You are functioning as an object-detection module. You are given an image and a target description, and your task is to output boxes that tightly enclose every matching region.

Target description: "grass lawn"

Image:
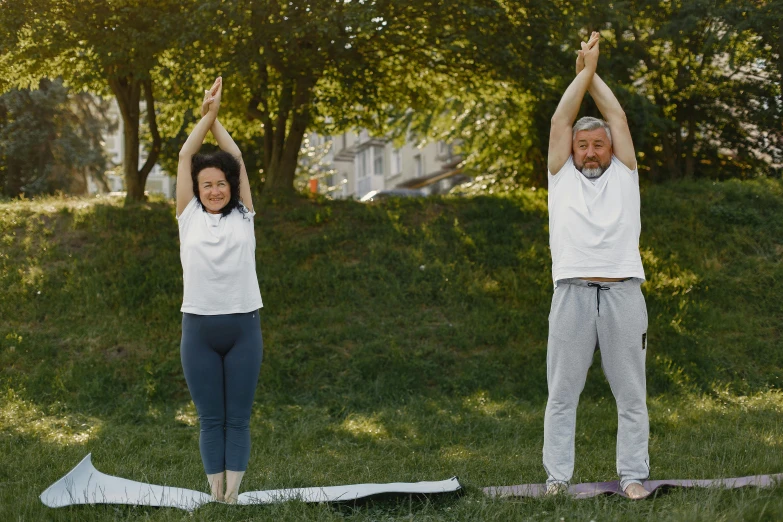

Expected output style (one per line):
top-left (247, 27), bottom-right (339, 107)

top-left (1, 177), bottom-right (782, 520)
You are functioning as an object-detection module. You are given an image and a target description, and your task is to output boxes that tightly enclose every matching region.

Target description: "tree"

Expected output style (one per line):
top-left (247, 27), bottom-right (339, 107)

top-left (0, 78), bottom-right (111, 197)
top-left (600, 0), bottom-right (781, 180)
top-left (736, 0), bottom-right (783, 171)
top-left (162, 0), bottom-right (530, 196)
top-left (1, 0), bottom-right (194, 201)
top-left (420, 1), bottom-right (782, 187)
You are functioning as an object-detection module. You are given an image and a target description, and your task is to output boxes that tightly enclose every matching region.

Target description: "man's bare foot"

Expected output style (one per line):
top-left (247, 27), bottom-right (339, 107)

top-left (624, 482), bottom-right (650, 499)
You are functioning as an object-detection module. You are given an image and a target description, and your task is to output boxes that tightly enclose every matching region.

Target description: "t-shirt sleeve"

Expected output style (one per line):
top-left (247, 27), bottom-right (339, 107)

top-left (238, 201), bottom-right (255, 218)
top-left (548, 156), bottom-right (573, 191)
top-left (612, 155), bottom-right (639, 185)
top-left (177, 197), bottom-right (199, 230)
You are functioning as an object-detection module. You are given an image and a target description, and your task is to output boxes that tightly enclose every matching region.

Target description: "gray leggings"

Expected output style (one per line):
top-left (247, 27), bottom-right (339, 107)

top-left (181, 311), bottom-right (263, 474)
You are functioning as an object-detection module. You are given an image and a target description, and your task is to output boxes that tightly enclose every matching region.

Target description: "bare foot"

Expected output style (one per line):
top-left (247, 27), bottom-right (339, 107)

top-left (624, 482), bottom-right (650, 499)
top-left (207, 472), bottom-right (225, 502)
top-left (225, 470), bottom-right (245, 504)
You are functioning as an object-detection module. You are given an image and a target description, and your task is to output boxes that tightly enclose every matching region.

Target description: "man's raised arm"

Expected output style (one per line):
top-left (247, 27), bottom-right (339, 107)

top-left (548, 32), bottom-right (599, 174)
top-left (575, 38), bottom-right (636, 171)
top-left (586, 74), bottom-right (636, 170)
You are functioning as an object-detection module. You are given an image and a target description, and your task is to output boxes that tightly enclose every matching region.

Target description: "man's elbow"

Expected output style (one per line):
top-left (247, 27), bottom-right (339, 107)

top-left (551, 113), bottom-right (570, 127)
top-left (551, 115), bottom-right (574, 139)
top-left (608, 109), bottom-right (628, 125)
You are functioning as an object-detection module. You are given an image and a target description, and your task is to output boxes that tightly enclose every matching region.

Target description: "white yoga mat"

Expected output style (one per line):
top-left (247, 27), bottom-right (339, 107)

top-left (40, 453), bottom-right (462, 511)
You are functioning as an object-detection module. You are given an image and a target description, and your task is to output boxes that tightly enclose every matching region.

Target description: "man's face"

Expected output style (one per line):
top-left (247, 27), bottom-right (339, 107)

top-left (573, 128), bottom-right (612, 179)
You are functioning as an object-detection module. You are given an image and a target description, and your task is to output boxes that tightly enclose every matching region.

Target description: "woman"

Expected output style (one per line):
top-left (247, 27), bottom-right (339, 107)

top-left (176, 77), bottom-right (263, 503)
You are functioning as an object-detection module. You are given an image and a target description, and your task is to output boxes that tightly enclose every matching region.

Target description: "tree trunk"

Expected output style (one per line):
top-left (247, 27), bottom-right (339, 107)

top-left (777, 16), bottom-right (783, 152)
top-left (662, 132), bottom-right (679, 180)
top-left (138, 79), bottom-right (161, 191)
top-left (655, 91), bottom-right (679, 180)
top-left (684, 114), bottom-right (696, 179)
top-left (255, 75), bottom-right (315, 195)
top-left (107, 75), bottom-right (160, 202)
top-left (778, 16), bottom-right (783, 105)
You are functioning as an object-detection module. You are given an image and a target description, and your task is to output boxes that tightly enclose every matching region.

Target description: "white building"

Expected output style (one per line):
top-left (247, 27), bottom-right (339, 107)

top-left (87, 98), bottom-right (173, 198)
top-left (309, 129), bottom-right (466, 199)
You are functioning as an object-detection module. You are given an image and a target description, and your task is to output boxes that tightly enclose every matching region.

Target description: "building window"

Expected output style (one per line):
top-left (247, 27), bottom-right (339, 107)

top-left (391, 148), bottom-right (401, 176)
top-left (145, 179), bottom-right (163, 194)
top-left (356, 148), bottom-right (369, 179)
top-left (373, 145), bottom-right (384, 176)
top-left (414, 154), bottom-right (423, 178)
top-left (358, 177), bottom-right (371, 196)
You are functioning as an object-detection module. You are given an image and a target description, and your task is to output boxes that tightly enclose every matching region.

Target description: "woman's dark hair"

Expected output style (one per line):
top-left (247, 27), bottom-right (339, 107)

top-left (191, 151), bottom-right (246, 217)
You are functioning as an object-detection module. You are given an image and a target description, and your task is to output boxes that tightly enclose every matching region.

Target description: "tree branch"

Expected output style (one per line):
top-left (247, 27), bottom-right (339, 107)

top-left (273, 77), bottom-right (294, 158)
top-left (139, 78), bottom-right (160, 179)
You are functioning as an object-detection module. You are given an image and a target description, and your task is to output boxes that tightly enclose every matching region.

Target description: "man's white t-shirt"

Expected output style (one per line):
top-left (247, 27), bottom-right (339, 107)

top-left (178, 197), bottom-right (263, 314)
top-left (547, 155), bottom-right (645, 286)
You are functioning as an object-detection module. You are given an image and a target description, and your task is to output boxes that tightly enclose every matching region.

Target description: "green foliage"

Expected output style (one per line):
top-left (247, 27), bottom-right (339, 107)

top-left (0, 78), bottom-right (111, 197)
top-left (417, 1), bottom-right (782, 187)
top-left (5, 1), bottom-right (778, 196)
top-left (0, 0), bottom-right (199, 200)
top-left (152, 1), bottom-right (531, 194)
top-left (1, 0), bottom-right (198, 92)
top-left (605, 0), bottom-right (781, 180)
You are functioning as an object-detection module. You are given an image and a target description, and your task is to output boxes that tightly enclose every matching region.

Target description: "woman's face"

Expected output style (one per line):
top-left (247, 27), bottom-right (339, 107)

top-left (197, 168), bottom-right (230, 214)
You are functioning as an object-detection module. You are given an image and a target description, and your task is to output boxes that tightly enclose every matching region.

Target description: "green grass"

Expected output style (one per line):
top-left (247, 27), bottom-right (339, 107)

top-left (1, 178), bottom-right (782, 520)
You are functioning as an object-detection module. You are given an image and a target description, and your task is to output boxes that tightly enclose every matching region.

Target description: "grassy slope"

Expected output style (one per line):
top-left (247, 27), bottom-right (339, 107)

top-left (1, 178), bottom-right (782, 521)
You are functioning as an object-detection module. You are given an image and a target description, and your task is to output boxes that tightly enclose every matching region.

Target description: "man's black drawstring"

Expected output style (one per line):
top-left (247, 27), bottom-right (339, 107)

top-left (587, 282), bottom-right (610, 315)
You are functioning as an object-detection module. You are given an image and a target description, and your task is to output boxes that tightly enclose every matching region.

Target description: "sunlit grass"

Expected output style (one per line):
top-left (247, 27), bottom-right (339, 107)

top-left (340, 414), bottom-right (390, 440)
top-left (174, 401), bottom-right (198, 427)
top-left (0, 390), bottom-right (102, 446)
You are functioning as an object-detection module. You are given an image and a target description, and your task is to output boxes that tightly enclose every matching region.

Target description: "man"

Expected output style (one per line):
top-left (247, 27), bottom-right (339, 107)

top-left (544, 32), bottom-right (650, 500)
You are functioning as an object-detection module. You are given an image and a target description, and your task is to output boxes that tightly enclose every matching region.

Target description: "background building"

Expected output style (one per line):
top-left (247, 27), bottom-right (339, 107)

top-left (311, 130), bottom-right (466, 199)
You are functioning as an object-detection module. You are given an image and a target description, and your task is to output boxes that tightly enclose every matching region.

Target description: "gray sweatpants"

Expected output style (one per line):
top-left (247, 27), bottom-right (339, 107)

top-left (543, 278), bottom-right (649, 491)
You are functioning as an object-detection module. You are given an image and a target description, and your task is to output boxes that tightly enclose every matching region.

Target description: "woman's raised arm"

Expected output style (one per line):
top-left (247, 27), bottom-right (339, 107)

top-left (210, 120), bottom-right (253, 213)
top-left (176, 77), bottom-right (221, 217)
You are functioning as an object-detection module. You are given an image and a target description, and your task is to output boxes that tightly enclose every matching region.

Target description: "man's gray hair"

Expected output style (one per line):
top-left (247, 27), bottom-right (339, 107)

top-left (572, 116), bottom-right (612, 145)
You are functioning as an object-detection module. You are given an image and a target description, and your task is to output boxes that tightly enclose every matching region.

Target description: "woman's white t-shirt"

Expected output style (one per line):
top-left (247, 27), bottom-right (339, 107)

top-left (178, 197), bottom-right (263, 314)
top-left (547, 155), bottom-right (645, 286)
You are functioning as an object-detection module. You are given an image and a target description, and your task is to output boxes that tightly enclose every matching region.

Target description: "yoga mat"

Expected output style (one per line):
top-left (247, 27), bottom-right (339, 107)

top-left (40, 453), bottom-right (462, 511)
top-left (484, 474), bottom-right (783, 499)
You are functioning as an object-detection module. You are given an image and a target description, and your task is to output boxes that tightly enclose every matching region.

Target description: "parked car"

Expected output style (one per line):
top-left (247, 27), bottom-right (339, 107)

top-left (359, 188), bottom-right (426, 202)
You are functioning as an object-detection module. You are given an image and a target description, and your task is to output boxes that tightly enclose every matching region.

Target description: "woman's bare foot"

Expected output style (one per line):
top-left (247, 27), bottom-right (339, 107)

top-left (225, 470), bottom-right (245, 504)
top-left (207, 472), bottom-right (225, 502)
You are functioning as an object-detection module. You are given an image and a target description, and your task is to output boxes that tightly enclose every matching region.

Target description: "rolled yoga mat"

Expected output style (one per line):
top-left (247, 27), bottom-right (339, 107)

top-left (484, 474), bottom-right (783, 499)
top-left (41, 453), bottom-right (462, 511)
